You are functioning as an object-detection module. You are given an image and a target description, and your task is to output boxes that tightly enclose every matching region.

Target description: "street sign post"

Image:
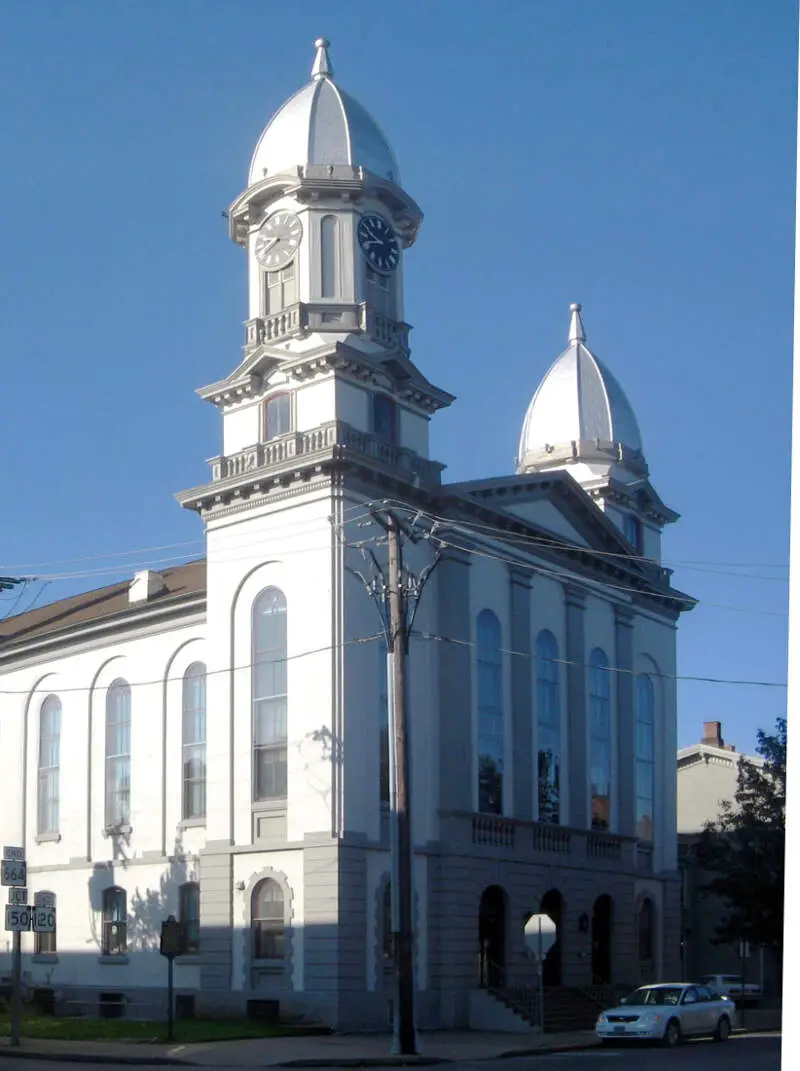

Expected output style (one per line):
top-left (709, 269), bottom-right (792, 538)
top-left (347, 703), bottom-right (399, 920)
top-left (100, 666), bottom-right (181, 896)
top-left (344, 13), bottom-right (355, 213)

top-left (523, 913), bottom-right (557, 1044)
top-left (160, 915), bottom-right (183, 1042)
top-left (3, 846), bottom-right (26, 1049)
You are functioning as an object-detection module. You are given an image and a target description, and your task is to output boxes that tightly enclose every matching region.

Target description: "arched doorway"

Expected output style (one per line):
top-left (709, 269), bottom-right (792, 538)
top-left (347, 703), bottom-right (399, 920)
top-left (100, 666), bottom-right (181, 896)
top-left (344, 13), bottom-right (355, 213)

top-left (478, 885), bottom-right (507, 988)
top-left (591, 894), bottom-right (613, 984)
top-left (539, 889), bottom-right (563, 987)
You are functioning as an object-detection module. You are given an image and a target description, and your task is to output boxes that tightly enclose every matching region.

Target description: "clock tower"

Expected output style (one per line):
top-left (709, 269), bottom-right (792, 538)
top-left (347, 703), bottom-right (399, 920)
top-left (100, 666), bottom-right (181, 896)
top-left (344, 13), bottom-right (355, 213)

top-left (178, 38), bottom-right (452, 518)
top-left (228, 38), bottom-right (427, 363)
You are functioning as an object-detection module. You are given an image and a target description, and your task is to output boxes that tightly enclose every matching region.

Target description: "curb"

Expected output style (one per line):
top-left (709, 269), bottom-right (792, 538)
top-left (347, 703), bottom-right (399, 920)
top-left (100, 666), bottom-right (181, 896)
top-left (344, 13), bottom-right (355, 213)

top-left (276, 1060), bottom-right (450, 1067)
top-left (0, 1052), bottom-right (191, 1067)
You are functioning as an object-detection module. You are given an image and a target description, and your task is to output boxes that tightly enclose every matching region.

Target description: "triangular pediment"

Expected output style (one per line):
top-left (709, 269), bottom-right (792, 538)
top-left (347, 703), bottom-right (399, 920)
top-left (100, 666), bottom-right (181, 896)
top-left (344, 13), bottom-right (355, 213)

top-left (197, 340), bottom-right (454, 413)
top-left (444, 470), bottom-right (666, 582)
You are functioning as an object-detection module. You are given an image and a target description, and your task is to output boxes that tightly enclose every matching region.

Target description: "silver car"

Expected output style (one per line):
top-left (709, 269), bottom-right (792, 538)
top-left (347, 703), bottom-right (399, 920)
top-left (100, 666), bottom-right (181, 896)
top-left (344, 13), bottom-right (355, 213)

top-left (595, 982), bottom-right (737, 1047)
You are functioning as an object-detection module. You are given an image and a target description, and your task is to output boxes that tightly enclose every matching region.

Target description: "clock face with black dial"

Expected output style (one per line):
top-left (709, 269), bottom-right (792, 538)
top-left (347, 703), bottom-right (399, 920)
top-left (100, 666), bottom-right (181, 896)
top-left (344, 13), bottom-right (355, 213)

top-left (254, 211), bottom-right (303, 271)
top-left (357, 214), bottom-right (400, 274)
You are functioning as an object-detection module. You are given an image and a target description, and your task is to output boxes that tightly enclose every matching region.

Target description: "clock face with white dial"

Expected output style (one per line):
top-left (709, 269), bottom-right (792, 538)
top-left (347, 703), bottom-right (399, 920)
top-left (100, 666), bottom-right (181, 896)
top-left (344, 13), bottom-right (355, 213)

top-left (254, 211), bottom-right (303, 271)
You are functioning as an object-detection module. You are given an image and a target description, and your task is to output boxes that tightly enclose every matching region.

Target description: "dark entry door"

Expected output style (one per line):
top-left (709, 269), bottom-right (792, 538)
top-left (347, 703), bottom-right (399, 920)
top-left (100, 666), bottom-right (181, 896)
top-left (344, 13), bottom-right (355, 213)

top-left (478, 886), bottom-right (506, 988)
top-left (591, 894), bottom-right (613, 984)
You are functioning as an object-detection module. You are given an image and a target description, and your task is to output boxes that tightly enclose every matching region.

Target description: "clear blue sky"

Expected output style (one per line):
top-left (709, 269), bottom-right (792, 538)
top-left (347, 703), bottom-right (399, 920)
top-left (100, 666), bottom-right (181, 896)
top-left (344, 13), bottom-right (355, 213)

top-left (0, 1), bottom-right (794, 751)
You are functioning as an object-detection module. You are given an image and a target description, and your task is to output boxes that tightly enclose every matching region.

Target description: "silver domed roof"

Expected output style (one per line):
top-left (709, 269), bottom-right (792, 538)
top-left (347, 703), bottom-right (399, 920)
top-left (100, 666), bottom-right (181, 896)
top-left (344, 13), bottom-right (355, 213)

top-left (517, 304), bottom-right (645, 473)
top-left (248, 39), bottom-right (400, 187)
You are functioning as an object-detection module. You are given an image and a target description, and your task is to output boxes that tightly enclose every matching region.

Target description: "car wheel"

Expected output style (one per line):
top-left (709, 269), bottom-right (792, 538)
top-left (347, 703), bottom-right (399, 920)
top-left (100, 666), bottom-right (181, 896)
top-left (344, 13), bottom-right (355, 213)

top-left (662, 1019), bottom-right (681, 1047)
top-left (714, 1016), bottom-right (731, 1042)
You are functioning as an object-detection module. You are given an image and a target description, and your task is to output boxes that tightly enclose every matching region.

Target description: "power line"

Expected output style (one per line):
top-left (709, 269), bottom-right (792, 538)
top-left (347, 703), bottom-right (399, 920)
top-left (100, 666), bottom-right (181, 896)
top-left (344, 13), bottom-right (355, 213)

top-left (0, 633), bottom-right (384, 695)
top-left (0, 501), bottom-right (376, 575)
top-left (371, 499), bottom-right (789, 580)
top-left (416, 528), bottom-right (786, 619)
top-left (412, 631), bottom-right (788, 690)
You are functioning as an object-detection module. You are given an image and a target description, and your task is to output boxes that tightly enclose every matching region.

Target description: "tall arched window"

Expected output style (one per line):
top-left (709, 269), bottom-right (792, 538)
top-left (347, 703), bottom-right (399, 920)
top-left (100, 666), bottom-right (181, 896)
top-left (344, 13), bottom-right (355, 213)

top-left (105, 680), bottom-right (131, 828)
top-left (635, 674), bottom-right (655, 841)
top-left (320, 214), bottom-right (340, 298)
top-left (589, 649), bottom-right (611, 832)
top-left (253, 588), bottom-right (288, 801)
top-left (252, 878), bottom-right (285, 960)
top-left (264, 392), bottom-right (292, 441)
top-left (182, 663), bottom-right (206, 820)
top-left (37, 695), bottom-right (61, 836)
top-left (536, 630), bottom-right (561, 824)
top-left (379, 638), bottom-right (390, 805)
top-left (476, 609), bottom-right (504, 814)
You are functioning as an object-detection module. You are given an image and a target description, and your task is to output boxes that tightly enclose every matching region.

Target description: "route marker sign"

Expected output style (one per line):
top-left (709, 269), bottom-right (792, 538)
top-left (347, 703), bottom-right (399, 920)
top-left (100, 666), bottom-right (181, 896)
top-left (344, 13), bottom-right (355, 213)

top-left (0, 859), bottom-right (26, 887)
top-left (7, 887), bottom-right (27, 906)
top-left (32, 906), bottom-right (56, 934)
top-left (4, 906), bottom-right (31, 932)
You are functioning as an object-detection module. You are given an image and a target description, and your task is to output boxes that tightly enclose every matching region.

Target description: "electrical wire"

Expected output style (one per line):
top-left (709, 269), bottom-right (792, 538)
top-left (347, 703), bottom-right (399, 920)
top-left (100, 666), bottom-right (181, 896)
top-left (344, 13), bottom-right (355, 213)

top-left (0, 633), bottom-right (384, 695)
top-left (368, 499), bottom-right (789, 580)
top-left (411, 631), bottom-right (787, 690)
top-left (416, 528), bottom-right (787, 619)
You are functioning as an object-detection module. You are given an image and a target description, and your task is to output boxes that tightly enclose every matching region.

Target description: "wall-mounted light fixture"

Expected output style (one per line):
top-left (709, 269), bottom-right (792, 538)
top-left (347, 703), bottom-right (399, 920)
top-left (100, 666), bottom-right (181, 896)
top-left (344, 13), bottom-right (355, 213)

top-left (578, 912), bottom-right (590, 935)
top-left (235, 880), bottom-right (246, 892)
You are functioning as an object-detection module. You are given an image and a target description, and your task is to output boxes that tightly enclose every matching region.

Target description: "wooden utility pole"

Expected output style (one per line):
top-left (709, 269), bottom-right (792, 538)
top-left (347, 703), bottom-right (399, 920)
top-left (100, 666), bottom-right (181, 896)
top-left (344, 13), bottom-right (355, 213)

top-left (386, 514), bottom-right (416, 1055)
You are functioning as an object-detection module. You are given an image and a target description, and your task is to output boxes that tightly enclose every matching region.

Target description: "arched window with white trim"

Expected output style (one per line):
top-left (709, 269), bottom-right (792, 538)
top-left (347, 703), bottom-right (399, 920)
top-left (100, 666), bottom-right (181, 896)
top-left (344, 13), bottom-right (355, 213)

top-left (476, 609), bottom-right (504, 814)
top-left (37, 695), bottom-right (61, 836)
top-left (182, 663), bottom-right (206, 820)
top-left (320, 214), bottom-right (340, 297)
top-left (589, 649), bottom-right (611, 831)
top-left (252, 588), bottom-right (288, 801)
top-left (635, 674), bottom-right (655, 841)
top-left (252, 878), bottom-right (285, 960)
top-left (105, 680), bottom-right (131, 829)
top-left (536, 630), bottom-right (561, 824)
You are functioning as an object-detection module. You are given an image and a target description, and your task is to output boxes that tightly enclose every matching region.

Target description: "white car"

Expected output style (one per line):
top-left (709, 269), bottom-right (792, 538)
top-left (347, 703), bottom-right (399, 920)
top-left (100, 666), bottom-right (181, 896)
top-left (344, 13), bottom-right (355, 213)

top-left (595, 982), bottom-right (736, 1047)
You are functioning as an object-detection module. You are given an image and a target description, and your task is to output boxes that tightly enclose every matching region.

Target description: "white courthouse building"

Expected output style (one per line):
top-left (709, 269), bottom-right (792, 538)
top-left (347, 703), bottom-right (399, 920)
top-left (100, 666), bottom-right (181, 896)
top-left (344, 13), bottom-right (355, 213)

top-left (0, 40), bottom-right (694, 1029)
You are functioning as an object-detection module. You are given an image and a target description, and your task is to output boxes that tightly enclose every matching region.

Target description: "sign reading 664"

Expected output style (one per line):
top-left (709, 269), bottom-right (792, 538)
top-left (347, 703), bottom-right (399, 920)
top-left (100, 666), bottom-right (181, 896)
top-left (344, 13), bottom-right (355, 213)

top-left (0, 860), bottom-right (26, 887)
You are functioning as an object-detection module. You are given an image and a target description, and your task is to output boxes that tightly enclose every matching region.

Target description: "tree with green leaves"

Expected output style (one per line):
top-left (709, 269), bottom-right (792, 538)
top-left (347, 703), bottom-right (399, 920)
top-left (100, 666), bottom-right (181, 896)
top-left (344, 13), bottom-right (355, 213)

top-left (694, 716), bottom-right (785, 952)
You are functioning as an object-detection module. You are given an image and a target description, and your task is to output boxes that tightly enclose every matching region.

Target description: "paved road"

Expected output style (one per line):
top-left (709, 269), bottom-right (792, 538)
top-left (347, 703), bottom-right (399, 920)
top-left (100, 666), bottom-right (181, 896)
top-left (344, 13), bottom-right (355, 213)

top-left (470, 1033), bottom-right (781, 1071)
top-left (0, 1033), bottom-right (782, 1071)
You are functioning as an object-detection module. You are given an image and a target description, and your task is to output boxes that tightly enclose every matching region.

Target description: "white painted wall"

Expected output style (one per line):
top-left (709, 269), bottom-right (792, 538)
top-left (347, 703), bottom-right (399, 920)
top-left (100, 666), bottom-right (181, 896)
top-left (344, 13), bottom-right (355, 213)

top-left (223, 403), bottom-right (260, 455)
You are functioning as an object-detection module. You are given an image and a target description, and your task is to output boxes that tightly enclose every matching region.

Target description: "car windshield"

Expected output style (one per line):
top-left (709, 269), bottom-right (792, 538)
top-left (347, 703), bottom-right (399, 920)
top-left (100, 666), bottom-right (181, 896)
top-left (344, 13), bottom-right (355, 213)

top-left (625, 986), bottom-right (683, 1006)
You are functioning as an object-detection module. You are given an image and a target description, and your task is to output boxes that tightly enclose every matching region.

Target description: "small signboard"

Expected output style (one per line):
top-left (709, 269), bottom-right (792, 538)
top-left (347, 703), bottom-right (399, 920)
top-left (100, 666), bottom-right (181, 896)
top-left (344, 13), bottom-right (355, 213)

top-left (34, 891), bottom-right (55, 908)
top-left (4, 905), bottom-right (31, 932)
top-left (523, 913), bottom-right (557, 961)
top-left (7, 888), bottom-right (27, 906)
top-left (2, 847), bottom-right (25, 862)
top-left (0, 860), bottom-right (26, 888)
top-left (32, 907), bottom-right (56, 934)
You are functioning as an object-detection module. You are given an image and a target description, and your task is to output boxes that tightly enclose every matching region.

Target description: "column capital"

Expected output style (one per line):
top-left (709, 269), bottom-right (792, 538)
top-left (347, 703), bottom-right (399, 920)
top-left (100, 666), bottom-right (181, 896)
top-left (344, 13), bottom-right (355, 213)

top-left (508, 563), bottom-right (534, 589)
top-left (614, 604), bottom-right (635, 627)
top-left (563, 582), bottom-right (586, 609)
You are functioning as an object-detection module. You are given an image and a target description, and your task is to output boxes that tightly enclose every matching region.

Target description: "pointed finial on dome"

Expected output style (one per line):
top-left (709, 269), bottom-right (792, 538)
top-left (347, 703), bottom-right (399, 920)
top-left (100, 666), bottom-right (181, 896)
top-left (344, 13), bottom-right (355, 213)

top-left (568, 302), bottom-right (586, 344)
top-left (312, 37), bottom-right (333, 80)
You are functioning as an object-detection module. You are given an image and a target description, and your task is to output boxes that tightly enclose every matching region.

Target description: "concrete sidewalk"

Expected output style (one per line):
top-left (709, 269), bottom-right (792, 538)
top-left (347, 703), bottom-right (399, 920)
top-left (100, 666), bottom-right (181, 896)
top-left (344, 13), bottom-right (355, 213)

top-left (0, 1029), bottom-right (599, 1066)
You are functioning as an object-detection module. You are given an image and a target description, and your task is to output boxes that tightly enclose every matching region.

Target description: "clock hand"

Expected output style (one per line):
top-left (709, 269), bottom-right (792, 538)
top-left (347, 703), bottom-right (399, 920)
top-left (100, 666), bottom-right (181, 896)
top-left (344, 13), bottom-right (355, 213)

top-left (259, 236), bottom-right (280, 252)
